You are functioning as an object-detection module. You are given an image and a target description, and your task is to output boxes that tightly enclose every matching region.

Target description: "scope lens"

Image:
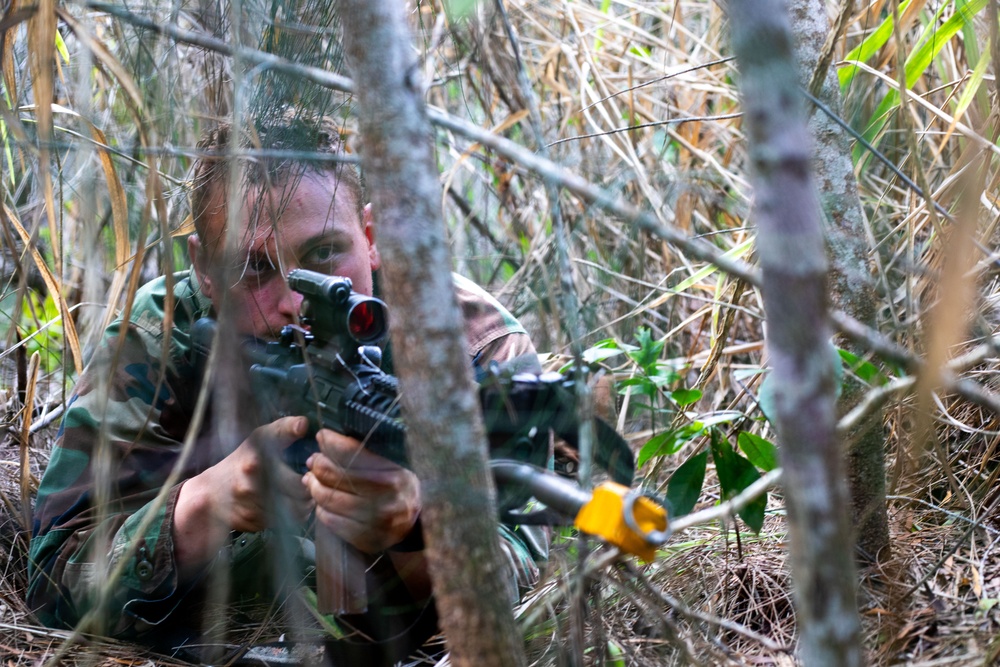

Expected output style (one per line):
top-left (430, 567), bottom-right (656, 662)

top-left (348, 299), bottom-right (388, 343)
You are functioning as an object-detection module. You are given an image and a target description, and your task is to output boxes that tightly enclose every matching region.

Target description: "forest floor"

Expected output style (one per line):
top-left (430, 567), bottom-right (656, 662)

top-left (2, 410), bottom-right (1000, 666)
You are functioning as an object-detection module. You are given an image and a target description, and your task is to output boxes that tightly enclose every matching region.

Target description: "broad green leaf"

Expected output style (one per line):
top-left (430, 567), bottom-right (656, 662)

top-left (636, 431), bottom-right (677, 468)
top-left (671, 388), bottom-right (702, 407)
top-left (607, 641), bottom-right (626, 667)
top-left (694, 410), bottom-right (744, 428)
top-left (636, 423), bottom-right (706, 468)
top-left (711, 432), bottom-right (766, 533)
top-left (757, 373), bottom-right (776, 424)
top-left (837, 348), bottom-right (888, 386)
top-left (628, 327), bottom-right (664, 370)
top-left (666, 451), bottom-right (708, 517)
top-left (737, 431), bottom-right (779, 472)
top-left (618, 377), bottom-right (658, 399)
top-left (583, 346), bottom-right (627, 365)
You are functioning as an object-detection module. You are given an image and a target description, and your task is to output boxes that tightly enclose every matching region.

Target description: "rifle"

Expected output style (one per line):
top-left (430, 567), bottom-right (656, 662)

top-left (191, 269), bottom-right (638, 614)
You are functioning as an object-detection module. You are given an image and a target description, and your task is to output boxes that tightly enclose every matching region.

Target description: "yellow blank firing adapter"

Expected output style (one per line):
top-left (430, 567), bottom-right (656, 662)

top-left (574, 482), bottom-right (669, 562)
top-left (490, 461), bottom-right (671, 562)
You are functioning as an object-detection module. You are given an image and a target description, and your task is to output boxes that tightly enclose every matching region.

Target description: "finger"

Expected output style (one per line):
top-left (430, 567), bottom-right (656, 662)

top-left (253, 416), bottom-right (309, 451)
top-left (275, 462), bottom-right (313, 501)
top-left (305, 453), bottom-right (353, 491)
top-left (314, 505), bottom-right (375, 552)
top-left (307, 452), bottom-right (402, 495)
top-left (303, 471), bottom-right (374, 516)
top-left (316, 429), bottom-right (399, 471)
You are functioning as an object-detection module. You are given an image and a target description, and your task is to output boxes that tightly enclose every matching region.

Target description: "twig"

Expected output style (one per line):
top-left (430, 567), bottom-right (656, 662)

top-left (29, 403), bottom-right (63, 434)
top-left (546, 112), bottom-right (742, 147)
top-left (579, 56), bottom-right (735, 114)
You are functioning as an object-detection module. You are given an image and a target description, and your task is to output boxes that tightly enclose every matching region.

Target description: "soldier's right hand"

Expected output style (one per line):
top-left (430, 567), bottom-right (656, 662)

top-left (206, 415), bottom-right (316, 532)
top-left (174, 416), bottom-right (315, 574)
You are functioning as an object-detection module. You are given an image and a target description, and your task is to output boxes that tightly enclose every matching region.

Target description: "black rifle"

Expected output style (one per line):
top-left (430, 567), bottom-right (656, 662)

top-left (191, 269), bottom-right (634, 613)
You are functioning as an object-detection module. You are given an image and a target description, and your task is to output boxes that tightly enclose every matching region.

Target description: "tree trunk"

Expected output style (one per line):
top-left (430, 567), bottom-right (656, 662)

top-left (787, 0), bottom-right (890, 563)
top-left (727, 1), bottom-right (863, 665)
top-left (339, 1), bottom-right (527, 665)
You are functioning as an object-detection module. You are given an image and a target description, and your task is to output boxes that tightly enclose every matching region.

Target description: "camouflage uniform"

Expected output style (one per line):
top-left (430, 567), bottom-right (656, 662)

top-left (28, 269), bottom-right (547, 656)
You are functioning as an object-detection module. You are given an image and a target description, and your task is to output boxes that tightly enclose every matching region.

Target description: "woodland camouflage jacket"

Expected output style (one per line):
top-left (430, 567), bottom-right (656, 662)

top-left (27, 268), bottom-right (547, 649)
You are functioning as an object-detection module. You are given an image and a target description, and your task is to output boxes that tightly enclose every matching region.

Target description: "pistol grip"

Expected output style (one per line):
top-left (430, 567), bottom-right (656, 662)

top-left (315, 523), bottom-right (368, 615)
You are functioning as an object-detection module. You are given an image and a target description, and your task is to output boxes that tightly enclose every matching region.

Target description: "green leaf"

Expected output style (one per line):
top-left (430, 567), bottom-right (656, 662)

top-left (666, 451), bottom-right (708, 517)
top-left (54, 29), bottom-right (70, 64)
top-left (710, 432), bottom-right (766, 533)
top-left (636, 423), bottom-right (705, 468)
top-left (606, 640), bottom-right (625, 667)
top-left (583, 346), bottom-right (627, 364)
top-left (636, 431), bottom-right (676, 468)
top-left (671, 388), bottom-right (702, 407)
top-left (757, 373), bottom-right (776, 424)
top-left (628, 327), bottom-right (664, 371)
top-left (618, 377), bottom-right (658, 399)
top-left (837, 348), bottom-right (888, 386)
top-left (737, 431), bottom-right (778, 472)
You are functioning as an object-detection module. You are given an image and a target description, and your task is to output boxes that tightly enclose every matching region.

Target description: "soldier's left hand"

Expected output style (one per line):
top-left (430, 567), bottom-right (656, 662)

top-left (303, 429), bottom-right (421, 553)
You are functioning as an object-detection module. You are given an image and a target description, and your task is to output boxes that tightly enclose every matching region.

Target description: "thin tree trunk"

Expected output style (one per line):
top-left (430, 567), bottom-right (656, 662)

top-left (787, 0), bottom-right (890, 562)
top-left (339, 1), bottom-right (527, 665)
top-left (727, 1), bottom-right (863, 665)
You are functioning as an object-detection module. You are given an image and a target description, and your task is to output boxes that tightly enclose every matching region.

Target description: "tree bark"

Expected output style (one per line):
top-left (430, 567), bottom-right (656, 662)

top-left (727, 1), bottom-right (863, 665)
top-left (787, 0), bottom-right (890, 562)
top-left (339, 1), bottom-right (527, 665)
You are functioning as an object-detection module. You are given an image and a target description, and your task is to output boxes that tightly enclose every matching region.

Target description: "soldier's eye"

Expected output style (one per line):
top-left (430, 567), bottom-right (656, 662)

top-left (243, 252), bottom-right (277, 276)
top-left (301, 244), bottom-right (338, 268)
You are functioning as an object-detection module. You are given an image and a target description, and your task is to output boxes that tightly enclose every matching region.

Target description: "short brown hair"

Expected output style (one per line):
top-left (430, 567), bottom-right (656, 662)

top-left (189, 114), bottom-right (364, 242)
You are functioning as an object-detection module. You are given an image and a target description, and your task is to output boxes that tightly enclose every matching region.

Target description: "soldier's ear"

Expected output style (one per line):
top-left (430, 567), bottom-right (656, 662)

top-left (188, 234), bottom-right (216, 300)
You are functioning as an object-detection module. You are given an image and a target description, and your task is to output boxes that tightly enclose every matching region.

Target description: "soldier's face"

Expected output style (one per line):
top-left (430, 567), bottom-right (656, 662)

top-left (192, 172), bottom-right (381, 339)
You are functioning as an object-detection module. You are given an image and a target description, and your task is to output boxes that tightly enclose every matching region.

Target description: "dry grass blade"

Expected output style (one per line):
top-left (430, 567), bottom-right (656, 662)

top-left (18, 351), bottom-right (38, 532)
top-left (4, 205), bottom-right (82, 374)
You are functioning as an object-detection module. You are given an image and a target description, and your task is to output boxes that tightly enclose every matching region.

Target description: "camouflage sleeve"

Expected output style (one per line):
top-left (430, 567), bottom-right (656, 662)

top-left (27, 319), bottom-right (202, 638)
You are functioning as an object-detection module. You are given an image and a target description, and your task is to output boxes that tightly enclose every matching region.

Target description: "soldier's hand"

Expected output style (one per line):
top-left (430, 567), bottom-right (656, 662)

top-left (304, 429), bottom-right (421, 554)
top-left (202, 416), bottom-right (315, 533)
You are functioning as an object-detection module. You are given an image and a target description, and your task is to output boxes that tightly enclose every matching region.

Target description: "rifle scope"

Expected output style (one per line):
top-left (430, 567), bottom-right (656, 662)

top-left (287, 269), bottom-right (388, 345)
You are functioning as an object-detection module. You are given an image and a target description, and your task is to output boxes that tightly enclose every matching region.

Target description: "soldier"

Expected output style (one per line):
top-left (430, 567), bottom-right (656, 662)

top-left (27, 116), bottom-right (547, 662)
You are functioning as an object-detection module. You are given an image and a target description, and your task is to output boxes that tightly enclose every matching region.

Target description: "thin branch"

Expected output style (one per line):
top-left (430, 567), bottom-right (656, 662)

top-left (83, 1), bottom-right (355, 94)
top-left (546, 112), bottom-right (742, 147)
top-left (580, 56), bottom-right (735, 114)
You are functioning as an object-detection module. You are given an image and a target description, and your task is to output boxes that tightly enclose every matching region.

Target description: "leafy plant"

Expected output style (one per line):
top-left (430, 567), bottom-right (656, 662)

top-left (19, 291), bottom-right (64, 374)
